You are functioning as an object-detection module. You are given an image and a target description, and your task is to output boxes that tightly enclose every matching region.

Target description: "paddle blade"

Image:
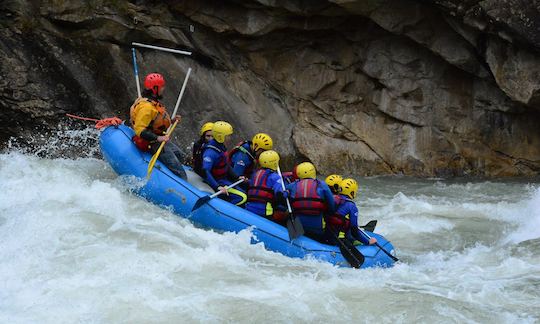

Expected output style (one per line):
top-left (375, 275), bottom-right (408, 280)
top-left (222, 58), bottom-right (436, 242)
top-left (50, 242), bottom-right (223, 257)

top-left (329, 228), bottom-right (365, 268)
top-left (286, 215), bottom-right (304, 241)
top-left (191, 195), bottom-right (211, 212)
top-left (338, 238), bottom-right (365, 268)
top-left (360, 220), bottom-right (377, 233)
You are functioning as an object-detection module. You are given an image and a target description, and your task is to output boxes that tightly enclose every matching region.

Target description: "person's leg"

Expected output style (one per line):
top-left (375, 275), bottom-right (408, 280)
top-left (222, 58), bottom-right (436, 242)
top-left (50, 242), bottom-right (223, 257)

top-left (298, 215), bottom-right (326, 243)
top-left (170, 143), bottom-right (186, 165)
top-left (155, 142), bottom-right (187, 180)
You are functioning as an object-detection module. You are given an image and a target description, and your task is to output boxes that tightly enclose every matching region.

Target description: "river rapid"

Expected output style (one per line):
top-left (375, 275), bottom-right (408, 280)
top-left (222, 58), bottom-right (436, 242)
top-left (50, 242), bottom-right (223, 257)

top-left (1, 129), bottom-right (539, 323)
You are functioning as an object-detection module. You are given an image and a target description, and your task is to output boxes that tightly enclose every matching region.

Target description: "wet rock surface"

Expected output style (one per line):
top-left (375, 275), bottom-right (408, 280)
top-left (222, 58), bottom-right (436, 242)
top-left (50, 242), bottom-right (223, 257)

top-left (1, 0), bottom-right (539, 176)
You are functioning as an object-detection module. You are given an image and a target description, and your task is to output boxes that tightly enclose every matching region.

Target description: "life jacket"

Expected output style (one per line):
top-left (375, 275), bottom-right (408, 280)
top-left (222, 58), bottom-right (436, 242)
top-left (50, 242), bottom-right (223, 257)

top-left (192, 139), bottom-right (206, 177)
top-left (227, 141), bottom-right (256, 176)
top-left (326, 195), bottom-right (352, 231)
top-left (247, 168), bottom-right (275, 204)
top-left (129, 97), bottom-right (171, 151)
top-left (290, 179), bottom-right (327, 216)
top-left (132, 135), bottom-right (152, 152)
top-left (204, 144), bottom-right (228, 180)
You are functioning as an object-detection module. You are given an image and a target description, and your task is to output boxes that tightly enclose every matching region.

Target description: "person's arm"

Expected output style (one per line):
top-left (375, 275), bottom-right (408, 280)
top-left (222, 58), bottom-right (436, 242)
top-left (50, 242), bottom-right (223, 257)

top-left (320, 183), bottom-right (336, 214)
top-left (272, 175), bottom-right (284, 194)
top-left (202, 151), bottom-right (219, 190)
top-left (133, 103), bottom-right (156, 138)
top-left (284, 182), bottom-right (295, 205)
top-left (230, 152), bottom-right (248, 176)
top-left (272, 176), bottom-right (288, 211)
top-left (227, 163), bottom-right (241, 180)
top-left (349, 204), bottom-right (376, 245)
top-left (348, 204), bottom-right (365, 243)
top-left (140, 129), bottom-right (159, 142)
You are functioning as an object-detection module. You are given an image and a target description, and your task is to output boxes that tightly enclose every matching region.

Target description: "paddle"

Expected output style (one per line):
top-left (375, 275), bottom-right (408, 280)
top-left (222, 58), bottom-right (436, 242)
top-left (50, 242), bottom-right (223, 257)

top-left (191, 178), bottom-right (245, 212)
top-left (358, 228), bottom-right (399, 262)
top-left (329, 228), bottom-right (364, 269)
top-left (146, 119), bottom-right (179, 178)
top-left (146, 68), bottom-right (192, 179)
top-left (276, 166), bottom-right (304, 241)
top-left (131, 47), bottom-right (141, 97)
top-left (360, 220), bottom-right (377, 233)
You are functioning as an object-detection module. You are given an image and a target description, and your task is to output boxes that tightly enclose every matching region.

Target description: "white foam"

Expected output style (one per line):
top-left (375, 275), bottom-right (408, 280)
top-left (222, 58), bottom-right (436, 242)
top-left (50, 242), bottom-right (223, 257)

top-left (1, 151), bottom-right (540, 322)
top-left (505, 187), bottom-right (540, 243)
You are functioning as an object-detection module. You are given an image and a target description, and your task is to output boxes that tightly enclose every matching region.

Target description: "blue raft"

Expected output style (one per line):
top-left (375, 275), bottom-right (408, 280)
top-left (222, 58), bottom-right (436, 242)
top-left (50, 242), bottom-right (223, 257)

top-left (99, 124), bottom-right (397, 268)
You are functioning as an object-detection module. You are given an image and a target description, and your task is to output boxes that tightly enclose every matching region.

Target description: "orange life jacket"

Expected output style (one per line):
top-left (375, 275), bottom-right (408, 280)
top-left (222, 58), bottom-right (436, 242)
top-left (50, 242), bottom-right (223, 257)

top-left (129, 97), bottom-right (171, 151)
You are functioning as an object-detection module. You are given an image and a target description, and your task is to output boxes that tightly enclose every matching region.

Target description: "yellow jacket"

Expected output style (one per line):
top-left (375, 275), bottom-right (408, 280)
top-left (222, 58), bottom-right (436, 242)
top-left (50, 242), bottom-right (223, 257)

top-left (129, 97), bottom-right (171, 137)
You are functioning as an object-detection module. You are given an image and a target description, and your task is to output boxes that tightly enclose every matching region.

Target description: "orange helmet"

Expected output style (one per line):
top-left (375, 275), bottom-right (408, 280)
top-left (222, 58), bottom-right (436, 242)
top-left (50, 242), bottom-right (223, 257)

top-left (144, 73), bottom-right (165, 96)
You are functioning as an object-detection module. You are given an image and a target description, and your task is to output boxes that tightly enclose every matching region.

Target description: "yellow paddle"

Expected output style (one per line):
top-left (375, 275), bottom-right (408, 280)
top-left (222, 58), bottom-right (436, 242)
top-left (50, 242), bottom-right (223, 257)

top-left (146, 119), bottom-right (179, 179)
top-left (146, 68), bottom-right (192, 180)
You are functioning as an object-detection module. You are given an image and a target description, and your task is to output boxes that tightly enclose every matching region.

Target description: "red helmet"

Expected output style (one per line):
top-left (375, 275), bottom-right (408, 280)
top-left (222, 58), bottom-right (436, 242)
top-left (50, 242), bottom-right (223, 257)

top-left (144, 73), bottom-right (165, 95)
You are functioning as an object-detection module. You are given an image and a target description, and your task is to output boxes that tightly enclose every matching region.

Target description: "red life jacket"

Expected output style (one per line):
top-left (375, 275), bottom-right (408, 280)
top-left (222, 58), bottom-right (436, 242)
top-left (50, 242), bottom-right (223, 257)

top-left (205, 144), bottom-right (228, 180)
top-left (132, 135), bottom-right (152, 152)
top-left (326, 195), bottom-right (352, 231)
top-left (291, 179), bottom-right (327, 216)
top-left (247, 168), bottom-right (275, 204)
top-left (227, 141), bottom-right (256, 176)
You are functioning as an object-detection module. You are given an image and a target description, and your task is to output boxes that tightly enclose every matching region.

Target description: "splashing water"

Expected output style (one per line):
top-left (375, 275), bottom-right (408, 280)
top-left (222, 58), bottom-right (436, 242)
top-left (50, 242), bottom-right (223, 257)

top-left (506, 187), bottom-right (540, 244)
top-left (1, 129), bottom-right (539, 322)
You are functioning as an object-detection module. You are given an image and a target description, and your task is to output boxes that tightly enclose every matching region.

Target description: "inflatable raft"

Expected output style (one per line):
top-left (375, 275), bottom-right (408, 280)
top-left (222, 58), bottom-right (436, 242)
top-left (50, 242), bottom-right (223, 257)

top-left (99, 124), bottom-right (397, 268)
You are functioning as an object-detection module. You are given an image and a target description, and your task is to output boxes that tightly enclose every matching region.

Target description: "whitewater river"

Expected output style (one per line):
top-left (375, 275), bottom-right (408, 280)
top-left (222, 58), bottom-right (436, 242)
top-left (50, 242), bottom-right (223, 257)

top-left (1, 130), bottom-right (539, 323)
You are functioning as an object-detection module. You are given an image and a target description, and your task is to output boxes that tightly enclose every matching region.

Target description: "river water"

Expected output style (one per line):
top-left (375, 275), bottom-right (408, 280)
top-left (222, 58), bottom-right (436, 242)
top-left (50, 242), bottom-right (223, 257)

top-left (1, 129), bottom-right (539, 323)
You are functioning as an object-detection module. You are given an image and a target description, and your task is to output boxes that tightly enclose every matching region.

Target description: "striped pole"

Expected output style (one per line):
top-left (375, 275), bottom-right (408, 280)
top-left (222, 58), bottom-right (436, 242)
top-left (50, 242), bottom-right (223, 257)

top-left (131, 47), bottom-right (141, 97)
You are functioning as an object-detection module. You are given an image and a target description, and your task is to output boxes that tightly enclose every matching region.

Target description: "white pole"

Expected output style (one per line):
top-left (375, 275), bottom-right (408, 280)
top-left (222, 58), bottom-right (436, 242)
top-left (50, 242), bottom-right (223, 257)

top-left (132, 42), bottom-right (192, 56)
top-left (170, 68), bottom-right (192, 121)
top-left (276, 166), bottom-right (293, 213)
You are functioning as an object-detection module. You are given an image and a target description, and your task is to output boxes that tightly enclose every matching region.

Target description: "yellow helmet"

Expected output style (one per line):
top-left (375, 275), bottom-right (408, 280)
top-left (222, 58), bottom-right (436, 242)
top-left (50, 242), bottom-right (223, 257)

top-left (296, 162), bottom-right (316, 179)
top-left (199, 122), bottom-right (214, 136)
top-left (212, 121), bottom-right (233, 143)
top-left (258, 150), bottom-right (280, 171)
top-left (252, 133), bottom-right (273, 151)
top-left (340, 178), bottom-right (358, 199)
top-left (325, 174), bottom-right (343, 193)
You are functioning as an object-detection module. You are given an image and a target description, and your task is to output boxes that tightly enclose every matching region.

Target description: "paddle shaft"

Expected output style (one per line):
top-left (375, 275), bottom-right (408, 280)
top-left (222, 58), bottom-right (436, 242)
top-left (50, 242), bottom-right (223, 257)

top-left (358, 228), bottom-right (399, 262)
top-left (276, 166), bottom-right (305, 240)
top-left (146, 120), bottom-right (179, 179)
top-left (276, 166), bottom-right (292, 213)
top-left (210, 178), bottom-right (245, 198)
top-left (191, 178), bottom-right (245, 211)
top-left (131, 48), bottom-right (141, 97)
top-left (170, 68), bottom-right (191, 121)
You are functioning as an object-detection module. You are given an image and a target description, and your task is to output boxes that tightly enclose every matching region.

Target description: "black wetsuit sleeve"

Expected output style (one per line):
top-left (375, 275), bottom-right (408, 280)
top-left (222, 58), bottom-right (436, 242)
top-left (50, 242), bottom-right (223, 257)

top-left (140, 129), bottom-right (158, 142)
top-left (227, 165), bottom-right (240, 180)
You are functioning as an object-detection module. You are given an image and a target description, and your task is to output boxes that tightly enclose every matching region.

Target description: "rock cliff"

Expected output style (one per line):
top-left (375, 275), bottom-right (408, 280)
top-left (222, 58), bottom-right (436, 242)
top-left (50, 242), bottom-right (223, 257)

top-left (1, 0), bottom-right (540, 176)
